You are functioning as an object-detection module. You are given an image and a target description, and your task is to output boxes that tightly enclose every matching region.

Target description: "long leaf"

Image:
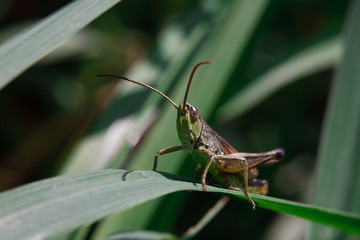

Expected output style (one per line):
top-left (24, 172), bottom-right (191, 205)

top-left (0, 0), bottom-right (122, 90)
top-left (310, 1), bottom-right (360, 239)
top-left (217, 36), bottom-right (342, 122)
top-left (104, 231), bottom-right (176, 240)
top-left (0, 169), bottom-right (359, 240)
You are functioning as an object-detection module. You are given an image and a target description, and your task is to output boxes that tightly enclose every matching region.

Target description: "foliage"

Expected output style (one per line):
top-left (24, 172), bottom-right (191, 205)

top-left (0, 0), bottom-right (357, 239)
top-left (0, 169), bottom-right (359, 239)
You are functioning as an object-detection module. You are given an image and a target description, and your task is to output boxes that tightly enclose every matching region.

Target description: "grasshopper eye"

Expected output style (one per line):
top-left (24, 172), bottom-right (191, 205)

top-left (189, 105), bottom-right (199, 122)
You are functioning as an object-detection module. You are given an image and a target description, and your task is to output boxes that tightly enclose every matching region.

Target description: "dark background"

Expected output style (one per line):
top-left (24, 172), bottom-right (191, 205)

top-left (0, 0), bottom-right (350, 239)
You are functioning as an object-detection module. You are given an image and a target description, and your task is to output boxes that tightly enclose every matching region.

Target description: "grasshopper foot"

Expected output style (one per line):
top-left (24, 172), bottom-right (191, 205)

top-left (229, 186), bottom-right (256, 210)
top-left (251, 202), bottom-right (256, 210)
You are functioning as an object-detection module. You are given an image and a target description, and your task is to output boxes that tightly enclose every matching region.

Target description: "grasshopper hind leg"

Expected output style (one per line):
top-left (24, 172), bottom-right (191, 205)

top-left (228, 185), bottom-right (256, 210)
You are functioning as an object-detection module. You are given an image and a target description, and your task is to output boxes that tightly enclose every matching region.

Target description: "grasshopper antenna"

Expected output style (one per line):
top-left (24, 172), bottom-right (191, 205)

top-left (183, 61), bottom-right (212, 107)
top-left (97, 74), bottom-right (178, 109)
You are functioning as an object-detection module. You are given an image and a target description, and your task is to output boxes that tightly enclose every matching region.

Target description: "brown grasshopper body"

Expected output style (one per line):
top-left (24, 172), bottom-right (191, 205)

top-left (174, 101), bottom-right (284, 209)
top-left (98, 62), bottom-right (284, 209)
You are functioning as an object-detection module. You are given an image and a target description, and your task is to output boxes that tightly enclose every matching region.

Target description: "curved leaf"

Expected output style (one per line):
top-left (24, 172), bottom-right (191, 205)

top-left (217, 36), bottom-right (342, 122)
top-left (0, 0), bottom-right (122, 90)
top-left (104, 230), bottom-right (176, 240)
top-left (310, 1), bottom-right (360, 239)
top-left (0, 169), bottom-right (359, 240)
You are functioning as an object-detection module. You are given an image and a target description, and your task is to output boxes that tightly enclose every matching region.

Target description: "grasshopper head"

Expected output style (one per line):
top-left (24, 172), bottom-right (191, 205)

top-left (177, 102), bottom-right (202, 149)
top-left (175, 61), bottom-right (211, 150)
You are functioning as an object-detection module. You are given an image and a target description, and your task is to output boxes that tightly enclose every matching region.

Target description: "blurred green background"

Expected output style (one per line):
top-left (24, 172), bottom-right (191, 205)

top-left (0, 0), bottom-right (356, 239)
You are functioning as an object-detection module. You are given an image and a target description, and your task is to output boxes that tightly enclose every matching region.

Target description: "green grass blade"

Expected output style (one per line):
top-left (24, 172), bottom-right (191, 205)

top-left (252, 196), bottom-right (360, 237)
top-left (0, 170), bottom-right (183, 240)
top-left (0, 0), bottom-right (122, 90)
top-left (217, 36), bottom-right (342, 122)
top-left (104, 231), bottom-right (177, 240)
top-left (0, 169), bottom-right (359, 240)
top-left (310, 1), bottom-right (360, 239)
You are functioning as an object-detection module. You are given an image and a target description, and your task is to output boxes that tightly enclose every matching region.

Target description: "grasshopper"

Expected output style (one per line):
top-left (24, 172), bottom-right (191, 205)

top-left (98, 62), bottom-right (284, 209)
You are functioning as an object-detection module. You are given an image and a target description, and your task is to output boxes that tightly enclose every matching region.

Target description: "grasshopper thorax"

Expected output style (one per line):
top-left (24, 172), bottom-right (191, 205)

top-left (176, 102), bottom-right (202, 150)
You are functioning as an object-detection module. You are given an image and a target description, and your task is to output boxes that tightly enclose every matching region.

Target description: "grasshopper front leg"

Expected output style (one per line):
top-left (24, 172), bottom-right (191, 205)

top-left (153, 145), bottom-right (186, 171)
